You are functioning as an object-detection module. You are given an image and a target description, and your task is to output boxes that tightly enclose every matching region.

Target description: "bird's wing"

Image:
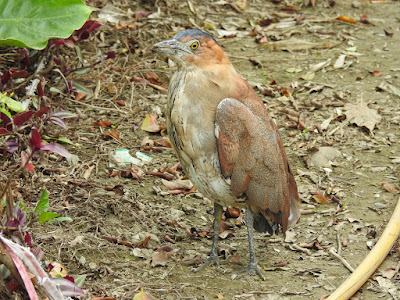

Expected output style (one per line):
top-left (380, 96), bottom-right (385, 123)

top-left (215, 98), bottom-right (300, 231)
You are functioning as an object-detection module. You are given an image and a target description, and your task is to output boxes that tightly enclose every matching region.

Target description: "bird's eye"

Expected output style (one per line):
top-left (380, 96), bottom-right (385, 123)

top-left (190, 41), bottom-right (199, 50)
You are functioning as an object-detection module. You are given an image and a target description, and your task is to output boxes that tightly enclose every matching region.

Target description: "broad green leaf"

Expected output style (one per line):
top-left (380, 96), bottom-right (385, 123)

top-left (35, 188), bottom-right (49, 214)
top-left (0, 94), bottom-right (24, 112)
top-left (0, 0), bottom-right (93, 50)
top-left (48, 216), bottom-right (73, 224)
top-left (38, 211), bottom-right (59, 223)
top-left (0, 107), bottom-right (11, 117)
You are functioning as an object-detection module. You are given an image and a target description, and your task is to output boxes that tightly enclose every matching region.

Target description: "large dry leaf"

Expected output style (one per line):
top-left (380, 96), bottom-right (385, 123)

top-left (344, 102), bottom-right (381, 133)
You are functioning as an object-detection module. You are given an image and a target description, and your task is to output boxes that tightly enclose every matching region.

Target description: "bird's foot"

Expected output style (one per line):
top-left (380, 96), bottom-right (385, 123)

top-left (192, 254), bottom-right (220, 272)
top-left (233, 262), bottom-right (265, 281)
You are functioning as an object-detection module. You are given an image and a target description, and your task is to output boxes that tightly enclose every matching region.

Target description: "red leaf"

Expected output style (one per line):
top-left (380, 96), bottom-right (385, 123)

top-left (30, 128), bottom-right (42, 150)
top-left (0, 128), bottom-right (9, 135)
top-left (0, 111), bottom-right (13, 131)
top-left (35, 106), bottom-right (50, 118)
top-left (13, 111), bottom-right (33, 127)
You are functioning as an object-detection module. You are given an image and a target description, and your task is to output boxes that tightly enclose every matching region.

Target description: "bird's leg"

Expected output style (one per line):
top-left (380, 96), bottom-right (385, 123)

top-left (235, 206), bottom-right (266, 280)
top-left (193, 202), bottom-right (223, 272)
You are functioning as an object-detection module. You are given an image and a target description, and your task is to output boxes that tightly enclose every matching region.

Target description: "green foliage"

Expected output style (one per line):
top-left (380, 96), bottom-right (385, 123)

top-left (0, 93), bottom-right (24, 115)
top-left (34, 188), bottom-right (72, 223)
top-left (0, 0), bottom-right (93, 50)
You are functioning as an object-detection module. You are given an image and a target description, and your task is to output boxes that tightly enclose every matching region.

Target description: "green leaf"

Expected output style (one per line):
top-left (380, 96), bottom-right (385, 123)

top-left (72, 81), bottom-right (92, 96)
top-left (47, 216), bottom-right (73, 224)
top-left (0, 0), bottom-right (93, 50)
top-left (42, 135), bottom-right (81, 147)
top-left (0, 94), bottom-right (24, 113)
top-left (38, 211), bottom-right (59, 223)
top-left (35, 188), bottom-right (49, 214)
top-left (74, 274), bottom-right (86, 287)
top-left (0, 107), bottom-right (11, 117)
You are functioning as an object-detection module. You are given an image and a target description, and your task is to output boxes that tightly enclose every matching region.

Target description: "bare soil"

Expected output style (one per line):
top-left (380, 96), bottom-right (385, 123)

top-left (2, 0), bottom-right (400, 299)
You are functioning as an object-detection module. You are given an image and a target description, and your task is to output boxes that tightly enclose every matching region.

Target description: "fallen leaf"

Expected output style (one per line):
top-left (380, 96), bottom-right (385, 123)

top-left (161, 179), bottom-right (193, 190)
top-left (151, 251), bottom-right (170, 267)
top-left (132, 76), bottom-right (150, 85)
top-left (360, 14), bottom-right (374, 25)
top-left (336, 16), bottom-right (357, 24)
top-left (140, 114), bottom-right (160, 133)
top-left (91, 120), bottom-right (113, 127)
top-left (313, 193), bottom-right (332, 204)
top-left (133, 288), bottom-right (151, 300)
top-left (49, 261), bottom-right (68, 277)
top-left (370, 70), bottom-right (382, 77)
top-left (75, 92), bottom-right (87, 101)
top-left (344, 102), bottom-right (382, 133)
top-left (104, 129), bottom-right (121, 142)
top-left (284, 229), bottom-right (297, 243)
top-left (380, 182), bottom-right (399, 193)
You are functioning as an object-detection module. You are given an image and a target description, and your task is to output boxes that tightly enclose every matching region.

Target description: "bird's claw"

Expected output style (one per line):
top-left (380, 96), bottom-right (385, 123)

top-left (233, 262), bottom-right (265, 281)
top-left (192, 254), bottom-right (220, 272)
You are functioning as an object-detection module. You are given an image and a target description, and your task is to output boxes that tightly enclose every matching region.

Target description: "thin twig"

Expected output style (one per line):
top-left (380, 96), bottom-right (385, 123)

top-left (329, 247), bottom-right (354, 272)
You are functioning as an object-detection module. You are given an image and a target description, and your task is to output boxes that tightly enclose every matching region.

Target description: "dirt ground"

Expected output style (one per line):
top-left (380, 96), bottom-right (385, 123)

top-left (1, 0), bottom-right (400, 299)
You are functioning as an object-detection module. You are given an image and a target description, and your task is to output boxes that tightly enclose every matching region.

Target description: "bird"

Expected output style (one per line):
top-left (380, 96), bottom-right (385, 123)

top-left (154, 29), bottom-right (301, 280)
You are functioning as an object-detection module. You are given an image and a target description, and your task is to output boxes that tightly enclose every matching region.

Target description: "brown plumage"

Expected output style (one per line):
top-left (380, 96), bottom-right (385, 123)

top-left (155, 29), bottom-right (301, 279)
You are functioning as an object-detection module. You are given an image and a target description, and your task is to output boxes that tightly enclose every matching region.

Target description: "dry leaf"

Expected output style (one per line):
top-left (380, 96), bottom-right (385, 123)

top-left (91, 120), bottom-right (113, 127)
top-left (133, 288), bottom-right (151, 300)
top-left (161, 179), bottom-right (193, 190)
top-left (313, 193), bottom-right (332, 204)
top-left (344, 102), bottom-right (381, 133)
top-left (151, 251), bottom-right (170, 267)
top-left (140, 114), bottom-right (160, 133)
top-left (104, 129), bottom-right (121, 142)
top-left (336, 16), bottom-right (357, 24)
top-left (380, 182), bottom-right (399, 193)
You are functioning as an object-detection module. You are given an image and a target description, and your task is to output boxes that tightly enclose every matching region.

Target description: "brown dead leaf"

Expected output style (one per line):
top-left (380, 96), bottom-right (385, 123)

top-left (140, 114), bottom-right (160, 133)
top-left (313, 193), bottom-right (332, 204)
top-left (115, 100), bottom-right (126, 106)
top-left (75, 92), bottom-right (87, 101)
top-left (104, 129), bottom-right (121, 142)
top-left (132, 76), bottom-right (150, 85)
top-left (380, 182), bottom-right (399, 193)
top-left (91, 120), bottom-right (113, 127)
top-left (336, 16), bottom-right (357, 24)
top-left (360, 14), bottom-right (375, 25)
top-left (370, 70), bottom-right (382, 77)
top-left (153, 137), bottom-right (172, 148)
top-left (151, 251), bottom-right (170, 267)
top-left (145, 71), bottom-right (164, 86)
top-left (103, 184), bottom-right (124, 195)
top-left (344, 102), bottom-right (381, 133)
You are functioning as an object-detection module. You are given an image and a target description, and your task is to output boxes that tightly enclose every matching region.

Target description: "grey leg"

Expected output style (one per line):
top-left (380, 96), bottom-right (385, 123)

top-left (193, 202), bottom-right (223, 271)
top-left (235, 206), bottom-right (265, 280)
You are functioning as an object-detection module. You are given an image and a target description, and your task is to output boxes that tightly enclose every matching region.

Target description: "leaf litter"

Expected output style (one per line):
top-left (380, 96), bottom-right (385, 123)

top-left (1, 0), bottom-right (400, 299)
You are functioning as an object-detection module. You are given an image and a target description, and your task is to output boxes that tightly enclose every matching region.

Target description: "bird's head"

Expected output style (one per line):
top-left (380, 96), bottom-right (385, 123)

top-left (154, 29), bottom-right (231, 68)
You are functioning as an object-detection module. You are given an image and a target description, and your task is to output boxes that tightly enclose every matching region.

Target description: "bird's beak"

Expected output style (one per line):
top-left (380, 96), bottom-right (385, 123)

top-left (154, 39), bottom-right (191, 56)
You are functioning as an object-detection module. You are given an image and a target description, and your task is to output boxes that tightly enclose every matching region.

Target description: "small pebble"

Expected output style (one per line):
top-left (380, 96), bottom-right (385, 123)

top-left (352, 1), bottom-right (361, 8)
